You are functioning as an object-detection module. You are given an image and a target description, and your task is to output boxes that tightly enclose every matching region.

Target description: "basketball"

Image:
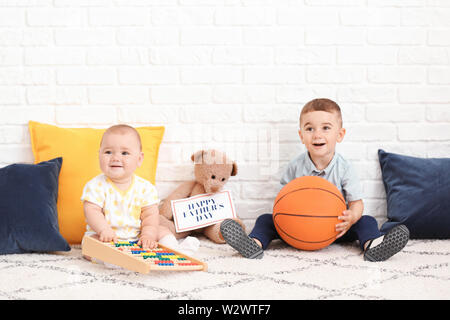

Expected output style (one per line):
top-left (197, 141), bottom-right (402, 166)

top-left (273, 176), bottom-right (346, 251)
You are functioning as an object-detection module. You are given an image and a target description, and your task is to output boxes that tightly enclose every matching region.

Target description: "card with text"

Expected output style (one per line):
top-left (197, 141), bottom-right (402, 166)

top-left (171, 190), bottom-right (237, 233)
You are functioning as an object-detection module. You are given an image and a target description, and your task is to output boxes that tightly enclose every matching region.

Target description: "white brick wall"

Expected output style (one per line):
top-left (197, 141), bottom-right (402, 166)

top-left (1, 1), bottom-right (450, 227)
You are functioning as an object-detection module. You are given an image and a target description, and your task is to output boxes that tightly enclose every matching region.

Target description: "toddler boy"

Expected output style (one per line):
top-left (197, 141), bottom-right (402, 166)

top-left (220, 98), bottom-right (409, 262)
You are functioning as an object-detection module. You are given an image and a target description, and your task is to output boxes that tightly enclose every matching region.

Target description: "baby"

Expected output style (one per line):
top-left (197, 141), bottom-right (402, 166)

top-left (81, 124), bottom-right (179, 261)
top-left (221, 98), bottom-right (409, 262)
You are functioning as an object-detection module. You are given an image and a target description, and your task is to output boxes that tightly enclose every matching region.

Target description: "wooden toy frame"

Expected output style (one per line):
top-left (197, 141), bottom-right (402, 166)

top-left (81, 235), bottom-right (208, 274)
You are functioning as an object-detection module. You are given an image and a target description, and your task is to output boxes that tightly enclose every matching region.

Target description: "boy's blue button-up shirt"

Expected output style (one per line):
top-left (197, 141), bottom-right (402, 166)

top-left (280, 152), bottom-right (364, 205)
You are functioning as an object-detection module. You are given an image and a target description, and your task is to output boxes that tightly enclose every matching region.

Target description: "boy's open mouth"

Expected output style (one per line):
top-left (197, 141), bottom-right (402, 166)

top-left (313, 143), bottom-right (326, 147)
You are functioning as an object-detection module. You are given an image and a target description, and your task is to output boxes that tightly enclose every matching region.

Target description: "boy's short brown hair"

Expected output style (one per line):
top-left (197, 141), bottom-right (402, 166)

top-left (300, 98), bottom-right (343, 127)
top-left (101, 124), bottom-right (142, 150)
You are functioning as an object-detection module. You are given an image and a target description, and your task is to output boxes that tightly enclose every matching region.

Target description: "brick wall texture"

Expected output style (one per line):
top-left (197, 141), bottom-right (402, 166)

top-left (1, 0), bottom-right (450, 226)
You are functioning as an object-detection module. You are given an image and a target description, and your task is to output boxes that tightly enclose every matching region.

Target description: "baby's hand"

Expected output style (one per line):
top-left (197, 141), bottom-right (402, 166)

top-left (335, 209), bottom-right (358, 239)
top-left (98, 228), bottom-right (117, 243)
top-left (138, 235), bottom-right (157, 250)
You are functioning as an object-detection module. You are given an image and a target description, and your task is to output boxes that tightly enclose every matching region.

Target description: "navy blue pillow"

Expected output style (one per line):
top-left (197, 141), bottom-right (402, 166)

top-left (0, 157), bottom-right (70, 254)
top-left (378, 149), bottom-right (450, 239)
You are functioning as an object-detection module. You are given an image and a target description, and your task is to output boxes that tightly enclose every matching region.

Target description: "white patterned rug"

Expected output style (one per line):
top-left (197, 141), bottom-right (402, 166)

top-left (0, 237), bottom-right (449, 300)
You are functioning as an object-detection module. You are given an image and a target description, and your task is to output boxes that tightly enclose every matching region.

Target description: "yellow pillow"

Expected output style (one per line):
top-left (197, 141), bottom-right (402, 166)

top-left (28, 121), bottom-right (165, 244)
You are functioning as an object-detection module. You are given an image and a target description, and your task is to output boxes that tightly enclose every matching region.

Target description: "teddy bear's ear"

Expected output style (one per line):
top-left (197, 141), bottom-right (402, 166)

top-left (231, 161), bottom-right (238, 176)
top-left (191, 150), bottom-right (205, 163)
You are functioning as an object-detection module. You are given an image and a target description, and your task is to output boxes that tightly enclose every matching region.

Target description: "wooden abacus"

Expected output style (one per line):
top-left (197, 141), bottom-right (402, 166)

top-left (81, 235), bottom-right (207, 274)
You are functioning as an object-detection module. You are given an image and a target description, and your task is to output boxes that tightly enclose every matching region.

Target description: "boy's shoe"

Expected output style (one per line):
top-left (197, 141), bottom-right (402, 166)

top-left (220, 219), bottom-right (264, 259)
top-left (364, 224), bottom-right (409, 262)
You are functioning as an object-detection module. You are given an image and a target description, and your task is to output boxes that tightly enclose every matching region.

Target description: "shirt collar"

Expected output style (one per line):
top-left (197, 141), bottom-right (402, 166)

top-left (105, 174), bottom-right (135, 196)
top-left (305, 152), bottom-right (338, 176)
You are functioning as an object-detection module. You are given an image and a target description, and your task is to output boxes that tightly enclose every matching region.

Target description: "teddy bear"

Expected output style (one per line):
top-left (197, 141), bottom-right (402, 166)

top-left (158, 149), bottom-right (245, 243)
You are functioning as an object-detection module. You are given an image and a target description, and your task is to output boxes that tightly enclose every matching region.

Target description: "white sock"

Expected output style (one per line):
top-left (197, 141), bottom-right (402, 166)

top-left (365, 235), bottom-right (385, 250)
top-left (158, 233), bottom-right (180, 250)
top-left (179, 236), bottom-right (200, 252)
top-left (177, 236), bottom-right (200, 256)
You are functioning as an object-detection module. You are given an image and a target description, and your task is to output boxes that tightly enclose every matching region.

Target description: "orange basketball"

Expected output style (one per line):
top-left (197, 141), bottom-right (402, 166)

top-left (273, 176), bottom-right (346, 251)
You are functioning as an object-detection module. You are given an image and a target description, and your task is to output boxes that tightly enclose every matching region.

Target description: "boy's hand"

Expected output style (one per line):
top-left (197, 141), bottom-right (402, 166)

top-left (335, 209), bottom-right (359, 239)
top-left (98, 227), bottom-right (117, 243)
top-left (138, 234), bottom-right (157, 250)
